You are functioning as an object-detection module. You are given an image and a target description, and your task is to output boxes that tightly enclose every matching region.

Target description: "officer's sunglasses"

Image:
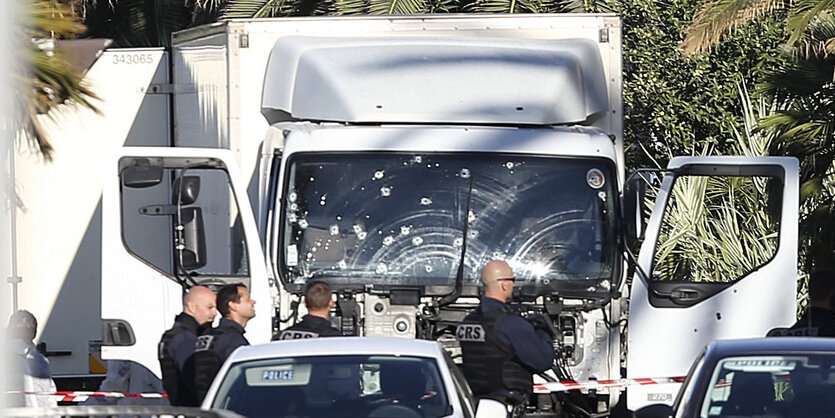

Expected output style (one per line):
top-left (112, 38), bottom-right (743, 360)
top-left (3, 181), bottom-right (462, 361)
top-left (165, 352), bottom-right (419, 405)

top-left (496, 277), bottom-right (516, 283)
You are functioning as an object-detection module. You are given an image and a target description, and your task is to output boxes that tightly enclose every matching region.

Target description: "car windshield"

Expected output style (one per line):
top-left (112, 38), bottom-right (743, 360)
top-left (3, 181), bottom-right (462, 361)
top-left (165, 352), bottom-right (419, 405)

top-left (280, 153), bottom-right (617, 297)
top-left (211, 354), bottom-right (451, 418)
top-left (700, 354), bottom-right (835, 417)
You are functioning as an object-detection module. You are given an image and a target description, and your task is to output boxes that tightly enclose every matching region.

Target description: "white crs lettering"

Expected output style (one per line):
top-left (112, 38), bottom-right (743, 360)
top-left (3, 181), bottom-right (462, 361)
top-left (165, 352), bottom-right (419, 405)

top-left (194, 335), bottom-right (214, 351)
top-left (456, 324), bottom-right (486, 342)
top-left (783, 327), bottom-right (819, 337)
top-left (279, 330), bottom-right (319, 340)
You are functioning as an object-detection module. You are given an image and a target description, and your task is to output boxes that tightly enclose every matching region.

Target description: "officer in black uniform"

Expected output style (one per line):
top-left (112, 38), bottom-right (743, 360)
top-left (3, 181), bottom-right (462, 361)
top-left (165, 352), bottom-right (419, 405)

top-left (781, 269), bottom-right (835, 336)
top-left (273, 280), bottom-right (342, 340)
top-left (193, 283), bottom-right (256, 403)
top-left (456, 260), bottom-right (556, 416)
top-left (158, 285), bottom-right (216, 406)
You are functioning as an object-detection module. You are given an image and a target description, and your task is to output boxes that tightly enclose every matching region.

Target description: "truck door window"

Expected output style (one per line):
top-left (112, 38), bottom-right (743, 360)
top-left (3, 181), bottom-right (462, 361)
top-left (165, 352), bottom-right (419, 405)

top-left (120, 161), bottom-right (249, 280)
top-left (652, 174), bottom-right (781, 284)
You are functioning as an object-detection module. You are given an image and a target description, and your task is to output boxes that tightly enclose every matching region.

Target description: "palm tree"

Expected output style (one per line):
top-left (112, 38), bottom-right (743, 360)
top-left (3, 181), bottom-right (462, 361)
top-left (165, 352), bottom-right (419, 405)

top-left (681, 0), bottom-right (831, 56)
top-left (759, 17), bottom-right (835, 272)
top-left (71, 0), bottom-right (194, 47)
top-left (20, 0), bottom-right (98, 160)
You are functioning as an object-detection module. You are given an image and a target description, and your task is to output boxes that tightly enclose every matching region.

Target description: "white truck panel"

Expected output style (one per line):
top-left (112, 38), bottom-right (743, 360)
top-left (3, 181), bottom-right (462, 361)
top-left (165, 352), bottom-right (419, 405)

top-left (10, 48), bottom-right (169, 377)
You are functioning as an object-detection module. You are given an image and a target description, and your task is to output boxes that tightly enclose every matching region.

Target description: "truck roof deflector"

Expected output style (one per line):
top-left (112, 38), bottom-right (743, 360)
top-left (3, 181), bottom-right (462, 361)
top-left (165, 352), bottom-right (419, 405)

top-left (261, 36), bottom-right (609, 125)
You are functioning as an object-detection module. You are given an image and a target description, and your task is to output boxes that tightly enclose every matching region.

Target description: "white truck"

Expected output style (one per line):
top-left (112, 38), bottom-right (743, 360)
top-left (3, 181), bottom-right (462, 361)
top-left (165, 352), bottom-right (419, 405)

top-left (13, 13), bottom-right (798, 416)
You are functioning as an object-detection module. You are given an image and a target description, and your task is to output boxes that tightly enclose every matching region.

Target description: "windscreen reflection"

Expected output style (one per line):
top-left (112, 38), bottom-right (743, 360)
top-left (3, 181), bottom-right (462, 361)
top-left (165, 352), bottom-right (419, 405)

top-left (281, 153), bottom-right (616, 295)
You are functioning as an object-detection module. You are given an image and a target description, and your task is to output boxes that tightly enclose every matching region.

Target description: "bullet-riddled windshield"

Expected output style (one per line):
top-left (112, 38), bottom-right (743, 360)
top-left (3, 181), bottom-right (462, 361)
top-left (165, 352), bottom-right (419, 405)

top-left (281, 153), bottom-right (617, 297)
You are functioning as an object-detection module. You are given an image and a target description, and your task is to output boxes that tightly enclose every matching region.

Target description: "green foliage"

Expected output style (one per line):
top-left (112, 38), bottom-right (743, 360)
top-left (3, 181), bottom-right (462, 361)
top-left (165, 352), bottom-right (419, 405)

top-left (605, 0), bottom-right (788, 170)
top-left (75, 0), bottom-right (192, 47)
top-left (760, 16), bottom-right (835, 273)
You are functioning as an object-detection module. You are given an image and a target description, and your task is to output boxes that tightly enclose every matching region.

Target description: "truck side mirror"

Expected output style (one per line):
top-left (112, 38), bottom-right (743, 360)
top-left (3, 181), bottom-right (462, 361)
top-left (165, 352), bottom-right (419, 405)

top-left (623, 171), bottom-right (651, 241)
top-left (173, 175), bottom-right (201, 205)
top-left (178, 207), bottom-right (207, 270)
top-left (121, 158), bottom-right (163, 188)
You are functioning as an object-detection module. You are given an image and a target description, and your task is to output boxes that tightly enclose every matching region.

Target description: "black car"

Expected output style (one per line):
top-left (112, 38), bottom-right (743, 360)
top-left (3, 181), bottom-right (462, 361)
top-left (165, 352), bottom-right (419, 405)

top-left (635, 337), bottom-right (835, 418)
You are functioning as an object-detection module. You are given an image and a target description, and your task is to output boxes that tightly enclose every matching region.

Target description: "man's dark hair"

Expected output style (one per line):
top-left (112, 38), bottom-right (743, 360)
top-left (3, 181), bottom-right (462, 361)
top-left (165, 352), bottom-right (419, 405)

top-left (8, 310), bottom-right (37, 341)
top-left (217, 283), bottom-right (246, 317)
top-left (304, 281), bottom-right (333, 310)
top-left (808, 269), bottom-right (835, 303)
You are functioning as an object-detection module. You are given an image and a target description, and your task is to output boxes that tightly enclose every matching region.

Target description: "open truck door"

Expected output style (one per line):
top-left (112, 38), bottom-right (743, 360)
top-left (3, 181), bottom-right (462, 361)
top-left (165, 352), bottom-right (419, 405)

top-left (626, 156), bottom-right (799, 410)
top-left (101, 147), bottom-right (271, 377)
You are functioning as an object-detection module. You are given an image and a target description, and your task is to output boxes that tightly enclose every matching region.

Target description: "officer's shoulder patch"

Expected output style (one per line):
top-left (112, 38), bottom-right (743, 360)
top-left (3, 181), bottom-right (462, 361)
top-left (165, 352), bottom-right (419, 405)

top-left (279, 330), bottom-right (319, 340)
top-left (195, 335), bottom-right (214, 351)
top-left (158, 341), bottom-right (166, 360)
top-left (455, 324), bottom-right (486, 342)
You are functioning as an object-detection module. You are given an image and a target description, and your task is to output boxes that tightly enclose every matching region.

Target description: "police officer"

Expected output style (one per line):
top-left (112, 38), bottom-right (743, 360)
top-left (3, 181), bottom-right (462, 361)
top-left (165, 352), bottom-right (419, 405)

top-left (193, 283), bottom-right (256, 402)
top-left (6, 310), bottom-right (57, 407)
top-left (456, 260), bottom-right (555, 416)
top-left (273, 281), bottom-right (342, 340)
top-left (158, 285), bottom-right (216, 406)
top-left (782, 269), bottom-right (835, 336)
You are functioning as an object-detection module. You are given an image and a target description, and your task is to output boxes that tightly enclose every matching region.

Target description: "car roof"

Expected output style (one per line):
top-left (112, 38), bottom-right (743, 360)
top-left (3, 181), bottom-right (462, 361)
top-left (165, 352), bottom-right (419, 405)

top-left (227, 337), bottom-right (446, 363)
top-left (707, 337), bottom-right (835, 357)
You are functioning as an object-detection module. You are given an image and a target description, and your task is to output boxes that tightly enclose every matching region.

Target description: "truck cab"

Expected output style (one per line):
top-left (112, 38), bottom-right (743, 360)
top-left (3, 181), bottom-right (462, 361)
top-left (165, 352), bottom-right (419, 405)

top-left (101, 14), bottom-right (799, 415)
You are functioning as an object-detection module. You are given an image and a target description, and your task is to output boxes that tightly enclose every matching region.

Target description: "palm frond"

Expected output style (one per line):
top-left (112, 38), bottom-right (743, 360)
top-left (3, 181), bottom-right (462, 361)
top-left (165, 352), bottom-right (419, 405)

top-left (785, 0), bottom-right (835, 44)
top-left (681, 0), bottom-right (781, 56)
top-left (332, 0), bottom-right (369, 15)
top-left (18, 0), bottom-right (98, 160)
top-left (221, 0), bottom-right (286, 18)
top-left (369, 0), bottom-right (429, 15)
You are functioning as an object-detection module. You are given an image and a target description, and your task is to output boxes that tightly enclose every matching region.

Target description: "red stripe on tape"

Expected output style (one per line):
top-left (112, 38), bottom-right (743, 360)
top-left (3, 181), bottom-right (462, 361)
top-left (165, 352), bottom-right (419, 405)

top-left (532, 376), bottom-right (686, 394)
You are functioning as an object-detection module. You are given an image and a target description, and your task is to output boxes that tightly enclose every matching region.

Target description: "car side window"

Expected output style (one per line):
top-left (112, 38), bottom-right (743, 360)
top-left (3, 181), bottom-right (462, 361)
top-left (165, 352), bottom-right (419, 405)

top-left (445, 352), bottom-right (476, 418)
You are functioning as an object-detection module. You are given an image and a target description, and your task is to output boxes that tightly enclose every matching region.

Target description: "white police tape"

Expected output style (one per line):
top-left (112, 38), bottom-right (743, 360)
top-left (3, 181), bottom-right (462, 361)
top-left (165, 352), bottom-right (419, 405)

top-left (532, 376), bottom-right (686, 394)
top-left (7, 391), bottom-right (168, 402)
top-left (11, 376), bottom-right (686, 400)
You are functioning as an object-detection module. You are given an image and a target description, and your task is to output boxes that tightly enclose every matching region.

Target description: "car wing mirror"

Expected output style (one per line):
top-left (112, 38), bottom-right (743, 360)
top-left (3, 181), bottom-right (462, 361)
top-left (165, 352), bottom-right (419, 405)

top-left (474, 398), bottom-right (508, 418)
top-left (633, 403), bottom-right (674, 418)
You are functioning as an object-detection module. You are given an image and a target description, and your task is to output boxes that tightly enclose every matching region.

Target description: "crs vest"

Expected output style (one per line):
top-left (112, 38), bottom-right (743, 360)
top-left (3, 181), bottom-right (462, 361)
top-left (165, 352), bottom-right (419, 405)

top-left (158, 319), bottom-right (198, 406)
top-left (274, 316), bottom-right (341, 340)
top-left (193, 325), bottom-right (239, 403)
top-left (456, 308), bottom-right (533, 402)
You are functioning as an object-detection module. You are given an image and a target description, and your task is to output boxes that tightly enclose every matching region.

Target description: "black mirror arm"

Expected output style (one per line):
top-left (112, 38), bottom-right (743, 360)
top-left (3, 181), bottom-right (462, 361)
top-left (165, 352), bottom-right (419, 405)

top-left (622, 242), bottom-right (654, 292)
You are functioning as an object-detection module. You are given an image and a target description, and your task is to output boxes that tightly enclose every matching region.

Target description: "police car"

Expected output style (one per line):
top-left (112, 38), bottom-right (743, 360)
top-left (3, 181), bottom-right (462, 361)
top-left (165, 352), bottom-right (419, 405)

top-left (634, 337), bottom-right (835, 418)
top-left (201, 337), bottom-right (479, 417)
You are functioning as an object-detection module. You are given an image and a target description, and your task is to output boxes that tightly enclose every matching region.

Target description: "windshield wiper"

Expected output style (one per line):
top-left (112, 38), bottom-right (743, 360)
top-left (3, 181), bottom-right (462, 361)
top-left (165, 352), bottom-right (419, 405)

top-left (439, 174), bottom-right (474, 306)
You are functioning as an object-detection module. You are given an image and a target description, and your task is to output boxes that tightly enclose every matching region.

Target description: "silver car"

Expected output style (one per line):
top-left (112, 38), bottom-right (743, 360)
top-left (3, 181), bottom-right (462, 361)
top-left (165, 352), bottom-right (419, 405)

top-left (201, 337), bottom-right (479, 418)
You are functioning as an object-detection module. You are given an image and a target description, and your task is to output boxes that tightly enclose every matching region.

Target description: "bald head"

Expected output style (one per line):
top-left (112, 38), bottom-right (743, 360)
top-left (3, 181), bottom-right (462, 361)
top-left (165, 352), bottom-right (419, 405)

top-left (481, 260), bottom-right (515, 302)
top-left (184, 285), bottom-right (217, 325)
